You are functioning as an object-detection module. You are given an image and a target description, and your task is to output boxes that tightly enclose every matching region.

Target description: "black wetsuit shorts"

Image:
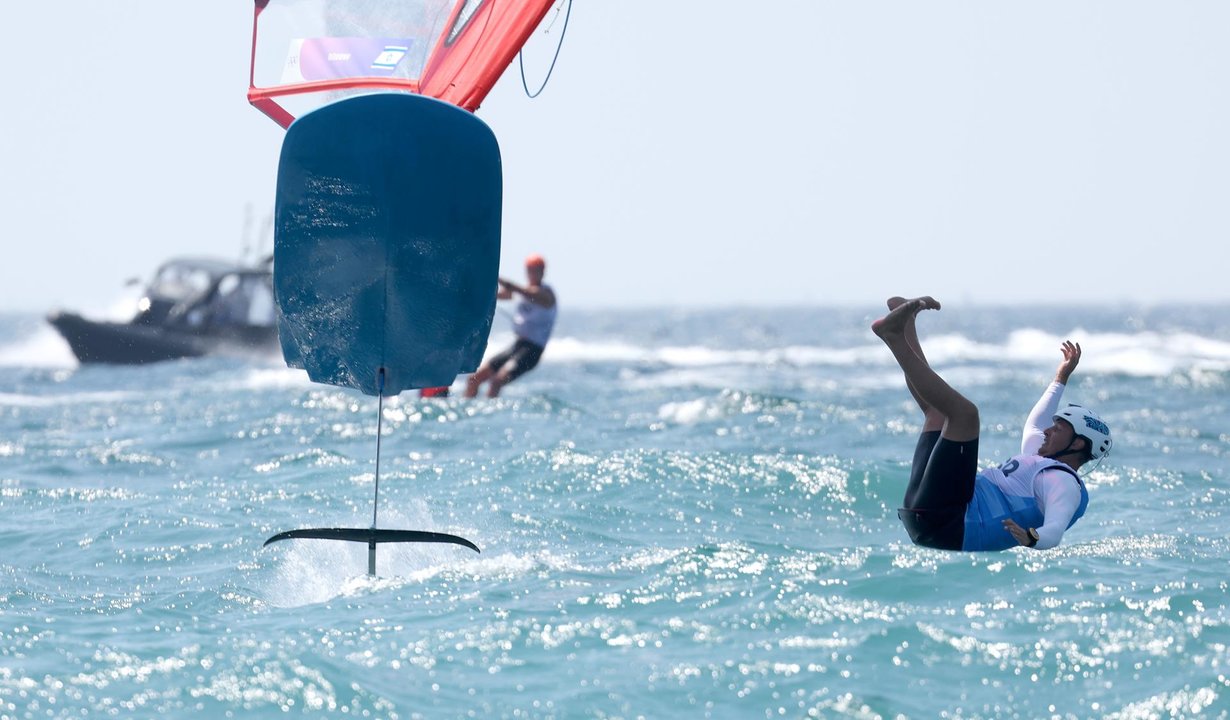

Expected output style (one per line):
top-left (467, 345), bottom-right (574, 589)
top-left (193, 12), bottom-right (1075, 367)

top-left (486, 338), bottom-right (545, 383)
top-left (897, 431), bottom-right (979, 551)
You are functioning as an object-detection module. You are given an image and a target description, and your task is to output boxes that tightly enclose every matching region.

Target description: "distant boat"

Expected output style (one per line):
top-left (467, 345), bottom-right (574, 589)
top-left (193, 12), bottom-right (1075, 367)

top-left (47, 256), bottom-right (279, 364)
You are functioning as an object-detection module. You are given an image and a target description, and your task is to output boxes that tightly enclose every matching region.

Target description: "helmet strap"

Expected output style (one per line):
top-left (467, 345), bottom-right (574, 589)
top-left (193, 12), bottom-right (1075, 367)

top-left (1045, 435), bottom-right (1088, 463)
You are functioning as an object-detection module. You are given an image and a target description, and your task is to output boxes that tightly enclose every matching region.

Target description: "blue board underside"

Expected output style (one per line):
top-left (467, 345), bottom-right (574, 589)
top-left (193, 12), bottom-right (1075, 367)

top-left (274, 93), bottom-right (502, 396)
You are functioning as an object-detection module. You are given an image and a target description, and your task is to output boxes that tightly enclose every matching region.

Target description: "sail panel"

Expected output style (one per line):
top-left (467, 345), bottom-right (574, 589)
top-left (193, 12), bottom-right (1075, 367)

top-left (250, 0), bottom-right (558, 126)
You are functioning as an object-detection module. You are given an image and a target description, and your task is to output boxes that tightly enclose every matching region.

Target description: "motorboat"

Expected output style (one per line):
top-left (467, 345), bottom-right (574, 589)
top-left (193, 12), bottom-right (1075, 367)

top-left (47, 256), bottom-right (279, 364)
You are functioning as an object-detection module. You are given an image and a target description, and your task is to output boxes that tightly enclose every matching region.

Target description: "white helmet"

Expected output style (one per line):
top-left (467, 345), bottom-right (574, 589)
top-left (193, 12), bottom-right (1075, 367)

top-left (1053, 404), bottom-right (1112, 459)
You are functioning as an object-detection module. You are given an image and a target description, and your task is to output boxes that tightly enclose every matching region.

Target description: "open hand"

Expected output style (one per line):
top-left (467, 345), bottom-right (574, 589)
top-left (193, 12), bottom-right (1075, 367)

top-left (1002, 518), bottom-right (1032, 546)
top-left (1056, 341), bottom-right (1081, 384)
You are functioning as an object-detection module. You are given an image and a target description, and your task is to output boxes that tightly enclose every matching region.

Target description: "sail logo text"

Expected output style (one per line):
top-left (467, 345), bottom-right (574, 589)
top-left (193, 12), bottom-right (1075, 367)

top-left (328, 52), bottom-right (352, 62)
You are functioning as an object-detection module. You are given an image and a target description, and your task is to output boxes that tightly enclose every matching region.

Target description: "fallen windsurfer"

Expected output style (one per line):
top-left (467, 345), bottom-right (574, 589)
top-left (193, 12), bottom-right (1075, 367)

top-left (873, 297), bottom-right (1112, 551)
top-left (465, 254), bottom-right (558, 398)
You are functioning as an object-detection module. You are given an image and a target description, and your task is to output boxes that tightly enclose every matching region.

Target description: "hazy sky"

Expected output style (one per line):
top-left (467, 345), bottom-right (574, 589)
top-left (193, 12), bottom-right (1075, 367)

top-left (2, 1), bottom-right (1227, 313)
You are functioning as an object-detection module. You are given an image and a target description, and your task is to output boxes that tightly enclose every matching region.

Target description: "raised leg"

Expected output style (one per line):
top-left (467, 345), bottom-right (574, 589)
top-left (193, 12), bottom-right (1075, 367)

top-left (873, 297), bottom-right (978, 441)
top-left (886, 297), bottom-right (947, 433)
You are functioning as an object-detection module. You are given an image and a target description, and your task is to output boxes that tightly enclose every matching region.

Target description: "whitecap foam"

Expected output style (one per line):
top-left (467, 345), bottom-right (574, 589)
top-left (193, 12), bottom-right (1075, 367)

top-left (540, 335), bottom-right (650, 363)
top-left (0, 325), bottom-right (77, 368)
top-left (223, 366), bottom-right (315, 392)
top-left (0, 389), bottom-right (142, 407)
top-left (657, 398), bottom-right (727, 425)
top-left (539, 328), bottom-right (1230, 378)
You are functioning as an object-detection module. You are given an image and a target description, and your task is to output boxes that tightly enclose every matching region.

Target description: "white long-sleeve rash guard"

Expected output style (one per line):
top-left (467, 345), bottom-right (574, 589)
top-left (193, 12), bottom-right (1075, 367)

top-left (1011, 382), bottom-right (1085, 549)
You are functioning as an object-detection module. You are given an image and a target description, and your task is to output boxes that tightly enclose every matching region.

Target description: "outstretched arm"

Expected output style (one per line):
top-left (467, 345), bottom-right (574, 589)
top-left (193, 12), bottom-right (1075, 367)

top-left (1022, 341), bottom-right (1081, 454)
top-left (498, 277), bottom-right (556, 308)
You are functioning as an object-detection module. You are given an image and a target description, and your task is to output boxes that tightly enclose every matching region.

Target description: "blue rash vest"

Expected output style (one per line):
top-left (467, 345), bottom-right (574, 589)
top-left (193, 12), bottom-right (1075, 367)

top-left (962, 455), bottom-right (1089, 551)
top-left (958, 381), bottom-right (1092, 551)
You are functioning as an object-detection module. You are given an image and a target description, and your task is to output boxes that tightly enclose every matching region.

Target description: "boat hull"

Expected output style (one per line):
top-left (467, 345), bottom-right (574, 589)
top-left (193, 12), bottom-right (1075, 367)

top-left (47, 311), bottom-right (276, 365)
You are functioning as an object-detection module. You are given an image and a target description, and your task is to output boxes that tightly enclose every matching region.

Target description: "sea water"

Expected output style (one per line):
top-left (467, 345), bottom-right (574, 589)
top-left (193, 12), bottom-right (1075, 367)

top-left (1, 304), bottom-right (1228, 719)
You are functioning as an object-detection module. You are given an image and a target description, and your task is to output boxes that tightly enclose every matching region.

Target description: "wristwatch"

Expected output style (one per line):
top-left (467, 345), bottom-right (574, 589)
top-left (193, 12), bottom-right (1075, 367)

top-left (1025, 528), bottom-right (1040, 547)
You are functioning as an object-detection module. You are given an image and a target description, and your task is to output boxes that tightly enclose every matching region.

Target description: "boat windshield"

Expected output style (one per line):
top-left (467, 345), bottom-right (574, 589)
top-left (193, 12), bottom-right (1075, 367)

top-left (208, 273), bottom-right (277, 328)
top-left (147, 263), bottom-right (220, 303)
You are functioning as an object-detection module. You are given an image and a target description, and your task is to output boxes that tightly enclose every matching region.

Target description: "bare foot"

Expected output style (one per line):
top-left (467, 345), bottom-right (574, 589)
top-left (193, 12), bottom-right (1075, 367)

top-left (872, 296), bottom-right (940, 338)
top-left (887, 296), bottom-right (940, 312)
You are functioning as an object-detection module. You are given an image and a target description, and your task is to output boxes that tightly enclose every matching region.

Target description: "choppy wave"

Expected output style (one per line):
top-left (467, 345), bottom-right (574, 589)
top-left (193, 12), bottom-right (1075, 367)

top-left (541, 328), bottom-right (1230, 378)
top-left (4, 312), bottom-right (1228, 379)
top-left (3, 306), bottom-right (1230, 718)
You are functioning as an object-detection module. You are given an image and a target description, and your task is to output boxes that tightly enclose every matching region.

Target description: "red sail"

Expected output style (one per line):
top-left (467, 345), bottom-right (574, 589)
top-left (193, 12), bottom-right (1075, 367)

top-left (248, 0), bottom-right (558, 128)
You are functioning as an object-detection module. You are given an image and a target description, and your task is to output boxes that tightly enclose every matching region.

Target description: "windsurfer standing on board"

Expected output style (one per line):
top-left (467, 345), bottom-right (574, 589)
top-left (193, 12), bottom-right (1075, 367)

top-left (873, 296), bottom-right (1112, 551)
top-left (464, 254), bottom-right (557, 398)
